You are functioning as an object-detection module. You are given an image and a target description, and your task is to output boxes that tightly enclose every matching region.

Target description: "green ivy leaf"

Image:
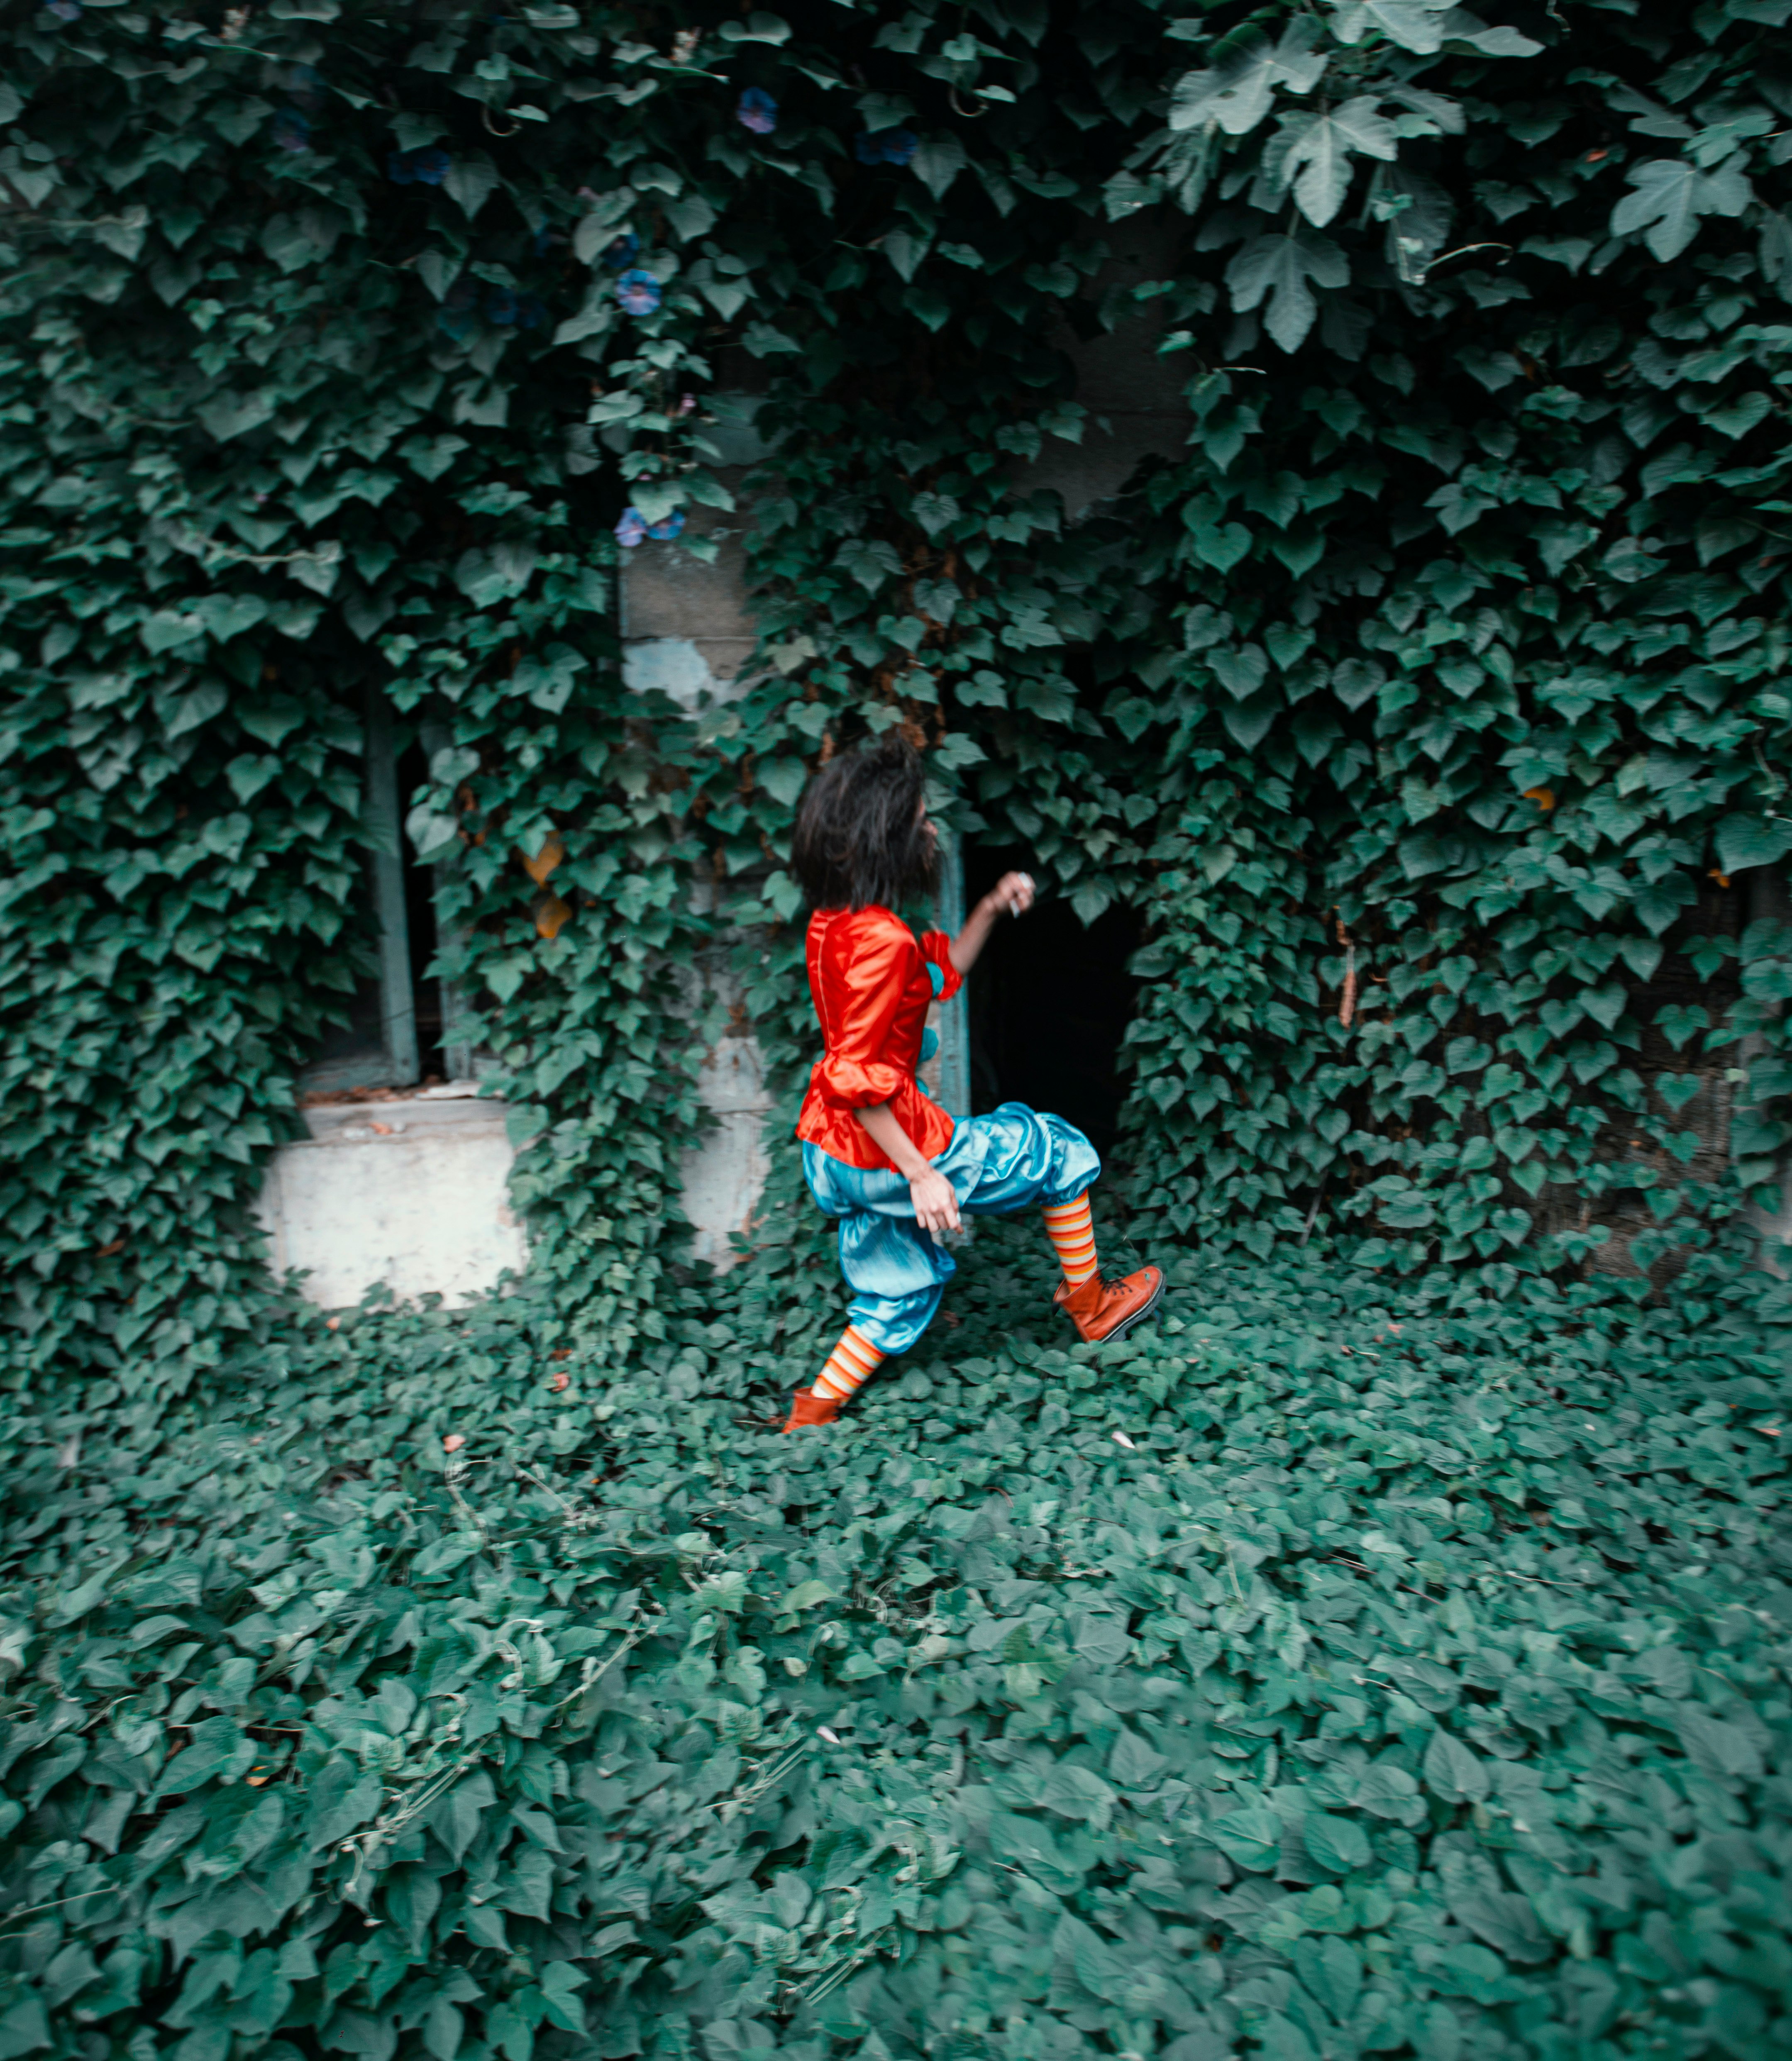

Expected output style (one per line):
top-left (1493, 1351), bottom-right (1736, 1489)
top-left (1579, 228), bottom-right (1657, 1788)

top-left (1278, 99), bottom-right (1399, 227)
top-left (1226, 231), bottom-right (1350, 351)
top-left (1716, 813), bottom-right (1792, 874)
top-left (1610, 156), bottom-right (1754, 261)
top-left (911, 133), bottom-right (967, 199)
top-left (1422, 1729), bottom-right (1489, 1805)
top-left (1206, 1802), bottom-right (1282, 1869)
top-left (443, 153), bottom-right (502, 221)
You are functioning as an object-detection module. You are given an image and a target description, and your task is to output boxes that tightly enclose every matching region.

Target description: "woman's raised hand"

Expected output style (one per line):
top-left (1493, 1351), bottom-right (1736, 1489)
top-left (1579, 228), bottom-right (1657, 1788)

top-left (948, 870), bottom-right (1035, 976)
top-left (989, 871), bottom-right (1035, 918)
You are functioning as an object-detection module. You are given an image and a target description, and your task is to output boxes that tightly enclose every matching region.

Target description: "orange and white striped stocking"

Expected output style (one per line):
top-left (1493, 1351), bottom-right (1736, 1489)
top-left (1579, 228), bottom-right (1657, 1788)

top-left (1042, 1193), bottom-right (1099, 1285)
top-left (813, 1324), bottom-right (887, 1403)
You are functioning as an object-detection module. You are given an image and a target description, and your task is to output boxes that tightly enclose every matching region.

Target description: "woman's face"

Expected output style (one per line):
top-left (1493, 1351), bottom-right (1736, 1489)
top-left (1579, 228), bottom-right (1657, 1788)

top-left (917, 794), bottom-right (938, 852)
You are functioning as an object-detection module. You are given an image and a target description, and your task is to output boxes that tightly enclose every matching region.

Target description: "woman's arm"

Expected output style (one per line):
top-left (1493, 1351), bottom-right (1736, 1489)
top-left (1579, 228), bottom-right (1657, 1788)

top-left (854, 1102), bottom-right (962, 1236)
top-left (948, 870), bottom-right (1035, 975)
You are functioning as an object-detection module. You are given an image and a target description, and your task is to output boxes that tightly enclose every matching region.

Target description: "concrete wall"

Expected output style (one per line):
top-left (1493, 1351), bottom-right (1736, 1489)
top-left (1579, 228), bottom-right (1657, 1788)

top-left (681, 1032), bottom-right (776, 1268)
top-left (594, 230), bottom-right (1189, 1293)
top-left (1013, 213), bottom-right (1192, 518)
top-left (620, 493), bottom-right (757, 697)
top-left (256, 1047), bottom-right (781, 1305)
top-left (257, 1090), bottom-right (526, 1308)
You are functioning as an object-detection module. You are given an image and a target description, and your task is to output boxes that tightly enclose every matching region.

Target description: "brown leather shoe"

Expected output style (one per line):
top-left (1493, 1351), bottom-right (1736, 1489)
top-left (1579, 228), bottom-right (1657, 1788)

top-left (782, 1387), bottom-right (845, 1432)
top-left (1053, 1265), bottom-right (1165, 1344)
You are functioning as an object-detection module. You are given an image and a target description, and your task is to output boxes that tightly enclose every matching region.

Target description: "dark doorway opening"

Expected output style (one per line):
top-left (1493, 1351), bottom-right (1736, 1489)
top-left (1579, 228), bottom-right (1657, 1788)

top-left (964, 843), bottom-right (1143, 1160)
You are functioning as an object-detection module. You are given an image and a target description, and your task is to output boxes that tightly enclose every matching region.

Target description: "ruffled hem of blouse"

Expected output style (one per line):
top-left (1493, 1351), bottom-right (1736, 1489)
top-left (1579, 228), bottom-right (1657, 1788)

top-left (814, 1055), bottom-right (906, 1109)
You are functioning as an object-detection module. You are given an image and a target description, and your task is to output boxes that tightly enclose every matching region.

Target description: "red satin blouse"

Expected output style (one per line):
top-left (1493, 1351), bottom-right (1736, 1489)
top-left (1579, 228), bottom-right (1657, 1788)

top-left (796, 905), bottom-right (962, 1171)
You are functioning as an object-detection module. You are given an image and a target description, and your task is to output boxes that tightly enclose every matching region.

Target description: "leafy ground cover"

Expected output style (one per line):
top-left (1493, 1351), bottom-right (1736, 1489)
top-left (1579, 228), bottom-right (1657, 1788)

top-left (5, 1225), bottom-right (1791, 2061)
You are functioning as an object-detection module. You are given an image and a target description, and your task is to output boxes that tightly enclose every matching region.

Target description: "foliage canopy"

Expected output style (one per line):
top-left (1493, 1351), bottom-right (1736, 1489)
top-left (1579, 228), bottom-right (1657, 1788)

top-left (4, 0), bottom-right (1792, 1381)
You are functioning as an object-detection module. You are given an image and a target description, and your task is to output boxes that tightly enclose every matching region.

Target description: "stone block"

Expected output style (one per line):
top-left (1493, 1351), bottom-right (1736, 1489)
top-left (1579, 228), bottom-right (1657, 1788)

top-left (682, 1035), bottom-right (774, 1269)
top-left (1013, 412), bottom-right (1189, 523)
top-left (620, 487), bottom-right (757, 676)
top-left (257, 1091), bottom-right (526, 1308)
top-left (1013, 207), bottom-right (1193, 519)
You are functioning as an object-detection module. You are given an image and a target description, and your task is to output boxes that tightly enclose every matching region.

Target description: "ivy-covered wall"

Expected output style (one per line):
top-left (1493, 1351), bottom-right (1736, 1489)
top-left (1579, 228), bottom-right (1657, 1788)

top-left (3, 0), bottom-right (1792, 1408)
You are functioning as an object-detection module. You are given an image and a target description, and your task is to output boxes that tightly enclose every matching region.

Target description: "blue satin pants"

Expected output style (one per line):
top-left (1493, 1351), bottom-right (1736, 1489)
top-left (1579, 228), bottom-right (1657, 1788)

top-left (803, 1102), bottom-right (1102, 1355)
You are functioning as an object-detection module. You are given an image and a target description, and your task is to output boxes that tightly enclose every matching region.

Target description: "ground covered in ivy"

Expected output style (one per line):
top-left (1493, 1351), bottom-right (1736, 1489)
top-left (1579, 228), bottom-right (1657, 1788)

top-left (5, 1232), bottom-right (1792, 2061)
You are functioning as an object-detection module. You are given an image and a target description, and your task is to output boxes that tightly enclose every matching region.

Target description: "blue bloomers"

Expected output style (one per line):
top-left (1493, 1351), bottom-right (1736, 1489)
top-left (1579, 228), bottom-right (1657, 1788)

top-left (802, 1101), bottom-right (1101, 1356)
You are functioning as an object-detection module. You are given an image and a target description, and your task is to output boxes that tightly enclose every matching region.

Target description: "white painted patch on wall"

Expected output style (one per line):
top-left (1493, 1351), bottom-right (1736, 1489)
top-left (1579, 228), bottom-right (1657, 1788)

top-left (621, 636), bottom-right (715, 712)
top-left (682, 1035), bottom-right (775, 1271)
top-left (258, 1090), bottom-right (526, 1308)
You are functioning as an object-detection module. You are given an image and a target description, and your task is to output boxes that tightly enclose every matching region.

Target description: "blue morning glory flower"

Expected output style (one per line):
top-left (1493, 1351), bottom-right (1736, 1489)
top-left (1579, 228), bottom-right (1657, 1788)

top-left (389, 148), bottom-right (450, 185)
top-left (647, 510), bottom-right (686, 541)
top-left (856, 127), bottom-right (918, 166)
top-left (486, 288), bottom-right (519, 327)
top-left (615, 508), bottom-right (649, 547)
top-left (737, 88), bottom-right (778, 135)
top-left (616, 268), bottom-right (662, 316)
top-left (272, 110), bottom-right (311, 154)
top-left (601, 232), bottom-right (640, 272)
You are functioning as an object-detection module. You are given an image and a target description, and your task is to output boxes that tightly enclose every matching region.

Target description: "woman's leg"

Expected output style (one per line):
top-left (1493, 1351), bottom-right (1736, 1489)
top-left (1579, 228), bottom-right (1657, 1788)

top-left (1041, 1194), bottom-right (1099, 1285)
top-left (787, 1146), bottom-right (955, 1429)
top-left (961, 1105), bottom-right (1164, 1344)
top-left (813, 1324), bottom-right (887, 1405)
top-left (787, 1237), bottom-right (945, 1429)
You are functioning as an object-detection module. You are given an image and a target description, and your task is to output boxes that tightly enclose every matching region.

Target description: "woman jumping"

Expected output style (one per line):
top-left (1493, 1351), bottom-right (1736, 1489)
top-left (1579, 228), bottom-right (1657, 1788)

top-left (781, 734), bottom-right (1163, 1432)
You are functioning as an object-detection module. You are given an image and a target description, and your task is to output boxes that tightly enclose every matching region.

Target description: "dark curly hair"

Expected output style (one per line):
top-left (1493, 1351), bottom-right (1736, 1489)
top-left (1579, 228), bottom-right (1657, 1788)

top-left (791, 734), bottom-right (938, 912)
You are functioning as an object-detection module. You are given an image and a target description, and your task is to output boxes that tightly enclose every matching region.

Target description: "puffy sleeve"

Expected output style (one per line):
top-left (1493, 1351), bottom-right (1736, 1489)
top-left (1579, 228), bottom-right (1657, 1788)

top-left (815, 920), bottom-right (911, 1108)
top-left (918, 929), bottom-right (963, 1004)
